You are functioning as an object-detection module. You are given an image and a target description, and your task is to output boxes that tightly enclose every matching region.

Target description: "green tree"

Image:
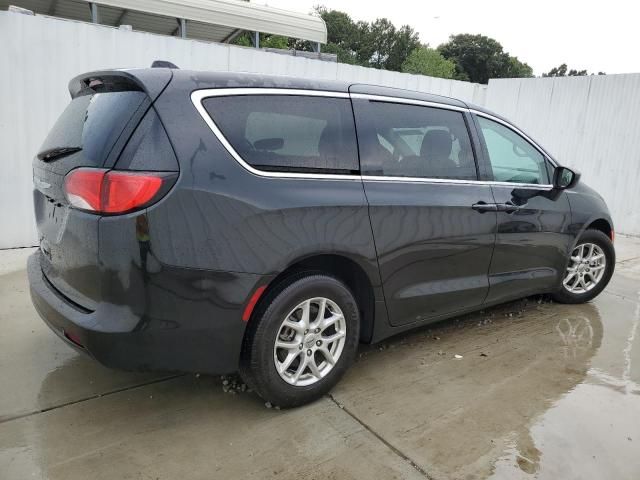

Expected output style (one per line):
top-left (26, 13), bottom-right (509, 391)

top-left (261, 35), bottom-right (288, 49)
top-left (363, 18), bottom-right (396, 68)
top-left (311, 7), bottom-right (362, 64)
top-left (320, 42), bottom-right (359, 64)
top-left (233, 32), bottom-right (252, 47)
top-left (233, 8), bottom-right (538, 83)
top-left (505, 56), bottom-right (534, 78)
top-left (351, 20), bottom-right (374, 65)
top-left (386, 25), bottom-right (421, 72)
top-left (357, 19), bottom-right (419, 70)
top-left (542, 64), bottom-right (603, 77)
top-left (299, 7), bottom-right (368, 65)
top-left (233, 33), bottom-right (289, 49)
top-left (401, 46), bottom-right (456, 79)
top-left (313, 7), bottom-right (419, 71)
top-left (438, 34), bottom-right (533, 83)
top-left (318, 7), bottom-right (358, 48)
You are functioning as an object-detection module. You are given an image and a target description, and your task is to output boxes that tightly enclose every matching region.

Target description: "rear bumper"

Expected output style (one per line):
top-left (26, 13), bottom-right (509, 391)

top-left (28, 251), bottom-right (261, 374)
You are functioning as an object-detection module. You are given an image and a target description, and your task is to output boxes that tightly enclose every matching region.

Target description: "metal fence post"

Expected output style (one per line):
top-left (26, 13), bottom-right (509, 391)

top-left (89, 2), bottom-right (99, 24)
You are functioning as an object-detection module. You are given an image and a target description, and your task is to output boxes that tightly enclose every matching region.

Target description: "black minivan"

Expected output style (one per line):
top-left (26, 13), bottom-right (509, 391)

top-left (28, 67), bottom-right (615, 407)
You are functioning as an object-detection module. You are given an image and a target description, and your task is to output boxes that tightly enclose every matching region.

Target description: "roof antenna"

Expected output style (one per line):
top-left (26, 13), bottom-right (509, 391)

top-left (151, 60), bottom-right (179, 69)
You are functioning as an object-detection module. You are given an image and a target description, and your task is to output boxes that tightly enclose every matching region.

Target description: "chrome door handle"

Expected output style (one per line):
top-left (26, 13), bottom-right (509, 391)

top-left (496, 202), bottom-right (522, 213)
top-left (472, 202), bottom-right (498, 213)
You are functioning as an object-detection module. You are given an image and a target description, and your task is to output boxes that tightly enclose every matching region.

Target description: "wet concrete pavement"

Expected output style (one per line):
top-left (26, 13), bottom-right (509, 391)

top-left (1, 237), bottom-right (639, 479)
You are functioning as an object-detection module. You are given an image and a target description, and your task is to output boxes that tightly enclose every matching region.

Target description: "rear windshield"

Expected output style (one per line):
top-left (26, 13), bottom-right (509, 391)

top-left (38, 91), bottom-right (147, 170)
top-left (203, 95), bottom-right (359, 174)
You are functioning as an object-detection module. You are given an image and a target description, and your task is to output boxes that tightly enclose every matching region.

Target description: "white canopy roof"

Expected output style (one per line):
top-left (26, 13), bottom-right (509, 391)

top-left (2, 0), bottom-right (327, 43)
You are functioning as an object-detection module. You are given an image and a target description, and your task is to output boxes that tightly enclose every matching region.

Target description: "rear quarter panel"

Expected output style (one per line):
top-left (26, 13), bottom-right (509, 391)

top-left (147, 74), bottom-right (381, 287)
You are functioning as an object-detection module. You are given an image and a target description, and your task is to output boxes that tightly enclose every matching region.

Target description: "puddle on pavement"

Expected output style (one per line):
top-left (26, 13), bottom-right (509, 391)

top-left (488, 292), bottom-right (640, 480)
top-left (0, 269), bottom-right (164, 422)
top-left (2, 263), bottom-right (639, 479)
top-left (332, 290), bottom-right (640, 479)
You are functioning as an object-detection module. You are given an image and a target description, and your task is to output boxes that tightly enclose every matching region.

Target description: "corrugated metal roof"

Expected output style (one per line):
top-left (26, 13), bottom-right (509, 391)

top-left (1, 0), bottom-right (326, 43)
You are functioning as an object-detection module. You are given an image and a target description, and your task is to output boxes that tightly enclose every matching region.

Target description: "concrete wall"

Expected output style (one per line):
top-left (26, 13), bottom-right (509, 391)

top-left (485, 75), bottom-right (640, 236)
top-left (0, 10), bottom-right (487, 249)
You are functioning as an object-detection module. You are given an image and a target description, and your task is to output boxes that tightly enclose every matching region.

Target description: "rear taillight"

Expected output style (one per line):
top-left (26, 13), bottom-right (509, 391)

top-left (64, 168), bottom-right (167, 214)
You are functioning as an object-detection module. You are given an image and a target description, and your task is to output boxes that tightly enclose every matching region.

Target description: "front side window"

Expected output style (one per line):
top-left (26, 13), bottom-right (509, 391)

top-left (354, 100), bottom-right (477, 180)
top-left (203, 95), bottom-right (358, 174)
top-left (476, 116), bottom-right (549, 184)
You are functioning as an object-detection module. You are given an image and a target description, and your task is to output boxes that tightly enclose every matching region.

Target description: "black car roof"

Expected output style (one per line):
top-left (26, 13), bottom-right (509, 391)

top-left (170, 69), bottom-right (354, 93)
top-left (75, 67), bottom-right (472, 109)
top-left (348, 83), bottom-right (468, 108)
top-left (157, 68), bottom-right (469, 108)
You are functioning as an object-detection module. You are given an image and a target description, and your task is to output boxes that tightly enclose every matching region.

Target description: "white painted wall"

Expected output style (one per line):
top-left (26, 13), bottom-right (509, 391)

top-left (485, 75), bottom-right (640, 236)
top-left (2, 10), bottom-right (639, 248)
top-left (0, 11), bottom-right (486, 249)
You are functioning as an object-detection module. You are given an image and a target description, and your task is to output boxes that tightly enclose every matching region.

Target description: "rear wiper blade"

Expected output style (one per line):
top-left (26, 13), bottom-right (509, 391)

top-left (37, 146), bottom-right (82, 162)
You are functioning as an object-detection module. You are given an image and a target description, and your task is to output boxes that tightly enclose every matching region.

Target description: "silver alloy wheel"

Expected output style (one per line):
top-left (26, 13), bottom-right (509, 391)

top-left (563, 242), bottom-right (607, 294)
top-left (273, 297), bottom-right (347, 387)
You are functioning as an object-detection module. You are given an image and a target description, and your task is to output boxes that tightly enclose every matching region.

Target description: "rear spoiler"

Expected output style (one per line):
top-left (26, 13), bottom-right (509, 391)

top-left (68, 68), bottom-right (173, 101)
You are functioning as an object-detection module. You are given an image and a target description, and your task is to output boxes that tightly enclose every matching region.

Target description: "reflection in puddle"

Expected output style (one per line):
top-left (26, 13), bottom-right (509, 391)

top-left (329, 298), bottom-right (615, 480)
top-left (489, 311), bottom-right (601, 478)
top-left (490, 294), bottom-right (640, 479)
top-left (483, 304), bottom-right (603, 478)
top-left (556, 315), bottom-right (595, 360)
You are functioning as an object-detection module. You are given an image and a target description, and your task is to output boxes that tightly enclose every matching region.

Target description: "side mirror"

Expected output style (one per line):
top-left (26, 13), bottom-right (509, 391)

top-left (553, 166), bottom-right (580, 189)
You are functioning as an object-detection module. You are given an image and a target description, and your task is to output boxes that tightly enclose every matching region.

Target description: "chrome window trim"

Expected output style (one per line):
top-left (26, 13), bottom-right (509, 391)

top-left (351, 94), bottom-right (555, 187)
top-left (361, 175), bottom-right (554, 190)
top-left (191, 88), bottom-right (359, 181)
top-left (193, 88), bottom-right (351, 99)
top-left (350, 93), bottom-right (468, 112)
top-left (191, 87), bottom-right (557, 188)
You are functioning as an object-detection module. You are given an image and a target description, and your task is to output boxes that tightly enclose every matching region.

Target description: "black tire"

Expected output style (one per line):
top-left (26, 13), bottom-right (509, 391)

top-left (239, 274), bottom-right (360, 408)
top-left (552, 229), bottom-right (615, 304)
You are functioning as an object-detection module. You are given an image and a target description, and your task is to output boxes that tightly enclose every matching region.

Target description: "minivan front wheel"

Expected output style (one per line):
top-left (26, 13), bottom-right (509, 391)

top-left (553, 229), bottom-right (615, 304)
top-left (240, 274), bottom-right (360, 408)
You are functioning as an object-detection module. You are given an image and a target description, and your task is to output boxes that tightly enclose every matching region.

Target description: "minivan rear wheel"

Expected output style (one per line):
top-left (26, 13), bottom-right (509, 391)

top-left (240, 274), bottom-right (360, 408)
top-left (552, 229), bottom-right (615, 304)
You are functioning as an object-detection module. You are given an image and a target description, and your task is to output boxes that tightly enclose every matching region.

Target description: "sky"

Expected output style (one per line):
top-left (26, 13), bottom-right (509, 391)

top-left (257, 0), bottom-right (640, 76)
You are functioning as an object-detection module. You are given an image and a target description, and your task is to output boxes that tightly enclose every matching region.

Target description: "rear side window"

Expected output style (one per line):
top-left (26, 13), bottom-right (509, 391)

top-left (115, 107), bottom-right (178, 171)
top-left (203, 95), bottom-right (358, 174)
top-left (38, 91), bottom-right (148, 173)
top-left (353, 100), bottom-right (477, 180)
